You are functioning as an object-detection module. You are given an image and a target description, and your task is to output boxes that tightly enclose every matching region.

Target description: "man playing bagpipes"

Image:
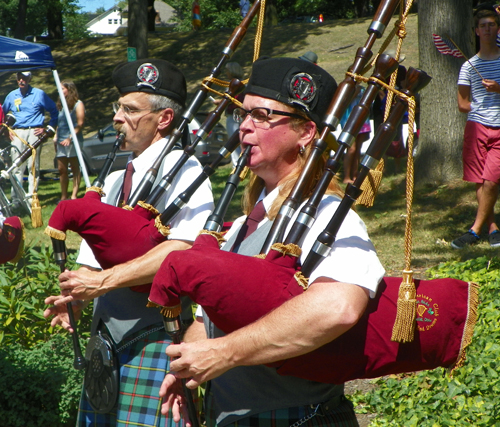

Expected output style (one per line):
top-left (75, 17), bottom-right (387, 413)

top-left (44, 59), bottom-right (214, 427)
top-left (159, 57), bottom-right (385, 427)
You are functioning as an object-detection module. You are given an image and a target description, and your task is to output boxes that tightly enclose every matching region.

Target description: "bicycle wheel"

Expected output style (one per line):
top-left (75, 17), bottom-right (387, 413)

top-left (0, 185), bottom-right (13, 217)
top-left (10, 175), bottom-right (31, 216)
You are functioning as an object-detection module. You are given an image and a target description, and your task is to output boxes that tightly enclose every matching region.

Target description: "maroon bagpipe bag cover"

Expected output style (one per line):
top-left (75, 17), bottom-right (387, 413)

top-left (149, 233), bottom-right (479, 384)
top-left (45, 191), bottom-right (167, 287)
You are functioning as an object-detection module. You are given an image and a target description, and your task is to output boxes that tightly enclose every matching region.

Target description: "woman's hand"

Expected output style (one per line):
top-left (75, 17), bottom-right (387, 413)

top-left (60, 137), bottom-right (71, 147)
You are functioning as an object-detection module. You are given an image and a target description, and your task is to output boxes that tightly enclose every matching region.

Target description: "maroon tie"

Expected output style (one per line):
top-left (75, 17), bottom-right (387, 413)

top-left (231, 200), bottom-right (266, 252)
top-left (119, 161), bottom-right (134, 207)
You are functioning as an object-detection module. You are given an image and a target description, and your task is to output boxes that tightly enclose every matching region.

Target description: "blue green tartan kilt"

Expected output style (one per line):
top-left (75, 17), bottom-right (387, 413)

top-left (205, 392), bottom-right (359, 427)
top-left (77, 325), bottom-right (186, 427)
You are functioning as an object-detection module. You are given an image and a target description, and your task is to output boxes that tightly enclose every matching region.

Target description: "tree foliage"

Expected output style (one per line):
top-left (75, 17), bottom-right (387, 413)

top-left (0, 0), bottom-right (88, 39)
top-left (165, 0), bottom-right (382, 32)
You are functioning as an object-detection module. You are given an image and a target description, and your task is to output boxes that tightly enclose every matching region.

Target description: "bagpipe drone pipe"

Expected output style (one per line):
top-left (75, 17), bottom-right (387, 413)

top-left (126, 0), bottom-right (263, 208)
top-left (44, 79), bottom-right (245, 274)
top-left (148, 66), bottom-right (479, 384)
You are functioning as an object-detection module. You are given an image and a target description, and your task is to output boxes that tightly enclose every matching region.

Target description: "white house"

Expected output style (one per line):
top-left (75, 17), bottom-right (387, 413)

top-left (85, 2), bottom-right (176, 36)
top-left (86, 6), bottom-right (123, 35)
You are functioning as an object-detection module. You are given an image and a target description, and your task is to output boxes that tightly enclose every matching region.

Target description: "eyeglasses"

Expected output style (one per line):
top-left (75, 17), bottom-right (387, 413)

top-left (233, 107), bottom-right (306, 127)
top-left (112, 102), bottom-right (162, 117)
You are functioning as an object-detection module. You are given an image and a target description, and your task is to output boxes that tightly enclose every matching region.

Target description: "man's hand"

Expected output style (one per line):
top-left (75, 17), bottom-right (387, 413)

top-left (166, 339), bottom-right (233, 388)
top-left (58, 267), bottom-right (111, 301)
top-left (159, 373), bottom-right (195, 426)
top-left (43, 296), bottom-right (85, 332)
top-left (482, 79), bottom-right (500, 93)
top-left (33, 127), bottom-right (44, 136)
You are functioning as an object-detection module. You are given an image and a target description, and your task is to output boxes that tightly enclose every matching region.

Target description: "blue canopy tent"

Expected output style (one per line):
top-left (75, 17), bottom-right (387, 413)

top-left (0, 36), bottom-right (90, 186)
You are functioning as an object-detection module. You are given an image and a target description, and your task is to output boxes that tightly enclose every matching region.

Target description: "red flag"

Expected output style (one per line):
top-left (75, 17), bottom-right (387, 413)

top-left (432, 34), bottom-right (464, 58)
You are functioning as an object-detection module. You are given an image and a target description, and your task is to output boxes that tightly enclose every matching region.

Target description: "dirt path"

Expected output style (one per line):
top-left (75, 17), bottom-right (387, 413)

top-left (345, 379), bottom-right (378, 427)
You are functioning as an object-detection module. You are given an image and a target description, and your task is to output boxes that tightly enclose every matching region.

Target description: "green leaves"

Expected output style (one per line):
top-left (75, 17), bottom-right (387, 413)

top-left (0, 244), bottom-right (92, 349)
top-left (357, 257), bottom-right (500, 426)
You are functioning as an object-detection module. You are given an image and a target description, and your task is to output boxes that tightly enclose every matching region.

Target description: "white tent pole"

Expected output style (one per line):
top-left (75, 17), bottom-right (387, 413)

top-left (52, 69), bottom-right (91, 187)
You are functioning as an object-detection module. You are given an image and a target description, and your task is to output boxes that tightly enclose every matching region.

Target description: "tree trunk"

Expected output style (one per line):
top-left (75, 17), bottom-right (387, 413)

top-left (148, 0), bottom-right (156, 32)
top-left (47, 0), bottom-right (64, 39)
top-left (13, 0), bottom-right (27, 40)
top-left (128, 0), bottom-right (148, 59)
top-left (414, 0), bottom-right (473, 184)
top-left (353, 0), bottom-right (368, 17)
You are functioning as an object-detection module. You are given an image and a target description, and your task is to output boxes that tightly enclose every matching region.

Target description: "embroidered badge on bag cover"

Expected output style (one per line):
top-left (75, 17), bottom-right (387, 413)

top-left (416, 293), bottom-right (439, 332)
top-left (289, 73), bottom-right (317, 109)
top-left (137, 63), bottom-right (159, 89)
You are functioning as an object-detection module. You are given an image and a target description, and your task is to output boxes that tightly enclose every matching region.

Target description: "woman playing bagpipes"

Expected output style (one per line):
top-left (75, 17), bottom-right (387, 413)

top-left (159, 56), bottom-right (385, 427)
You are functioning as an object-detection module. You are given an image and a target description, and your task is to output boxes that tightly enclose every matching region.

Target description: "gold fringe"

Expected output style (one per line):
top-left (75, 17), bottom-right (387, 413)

top-left (30, 192), bottom-right (43, 228)
top-left (85, 186), bottom-right (106, 197)
top-left (122, 204), bottom-right (133, 211)
top-left (155, 216), bottom-right (171, 237)
top-left (270, 243), bottom-right (302, 258)
top-left (146, 301), bottom-right (182, 318)
top-left (356, 159), bottom-right (384, 208)
top-left (10, 217), bottom-right (25, 264)
top-left (138, 201), bottom-right (160, 216)
top-left (294, 271), bottom-right (309, 291)
top-left (44, 225), bottom-right (66, 241)
top-left (199, 229), bottom-right (226, 247)
top-left (451, 281), bottom-right (480, 374)
top-left (391, 270), bottom-right (416, 343)
top-left (253, 253), bottom-right (266, 259)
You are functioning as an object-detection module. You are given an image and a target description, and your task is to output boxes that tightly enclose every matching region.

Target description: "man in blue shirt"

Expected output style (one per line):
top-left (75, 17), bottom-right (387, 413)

top-left (2, 71), bottom-right (58, 201)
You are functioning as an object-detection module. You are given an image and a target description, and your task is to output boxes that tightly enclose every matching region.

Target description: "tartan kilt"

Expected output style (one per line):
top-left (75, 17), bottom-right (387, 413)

top-left (204, 392), bottom-right (359, 427)
top-left (77, 325), bottom-right (186, 427)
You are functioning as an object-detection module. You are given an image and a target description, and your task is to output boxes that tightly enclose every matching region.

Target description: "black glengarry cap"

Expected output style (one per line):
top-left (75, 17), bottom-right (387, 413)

top-left (112, 59), bottom-right (187, 107)
top-left (245, 57), bottom-right (337, 126)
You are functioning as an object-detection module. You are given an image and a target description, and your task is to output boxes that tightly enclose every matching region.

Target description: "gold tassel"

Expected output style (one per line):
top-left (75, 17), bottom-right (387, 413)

top-left (199, 229), bottom-right (226, 247)
top-left (31, 192), bottom-right (43, 228)
top-left (294, 271), bottom-right (309, 291)
top-left (451, 281), bottom-right (480, 374)
top-left (44, 225), bottom-right (67, 241)
top-left (391, 270), bottom-right (416, 343)
top-left (86, 186), bottom-right (106, 197)
top-left (356, 159), bottom-right (384, 208)
top-left (138, 201), bottom-right (159, 216)
top-left (146, 300), bottom-right (182, 318)
top-left (155, 215), bottom-right (171, 237)
top-left (271, 243), bottom-right (302, 257)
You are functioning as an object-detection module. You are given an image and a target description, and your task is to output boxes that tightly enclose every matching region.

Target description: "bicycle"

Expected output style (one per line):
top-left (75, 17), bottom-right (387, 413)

top-left (0, 145), bottom-right (33, 217)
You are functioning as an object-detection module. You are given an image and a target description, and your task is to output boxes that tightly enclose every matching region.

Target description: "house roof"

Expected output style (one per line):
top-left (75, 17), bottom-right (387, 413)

top-left (85, 5), bottom-right (121, 28)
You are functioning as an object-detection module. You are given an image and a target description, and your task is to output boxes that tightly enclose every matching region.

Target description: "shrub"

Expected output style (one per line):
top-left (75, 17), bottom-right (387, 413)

top-left (0, 244), bottom-right (93, 426)
top-left (357, 256), bottom-right (500, 426)
top-left (0, 334), bottom-right (84, 427)
top-left (0, 244), bottom-right (92, 348)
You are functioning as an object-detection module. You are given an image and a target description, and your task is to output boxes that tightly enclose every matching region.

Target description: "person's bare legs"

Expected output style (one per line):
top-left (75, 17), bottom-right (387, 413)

top-left (471, 180), bottom-right (499, 235)
top-left (68, 157), bottom-right (81, 199)
top-left (57, 157), bottom-right (70, 200)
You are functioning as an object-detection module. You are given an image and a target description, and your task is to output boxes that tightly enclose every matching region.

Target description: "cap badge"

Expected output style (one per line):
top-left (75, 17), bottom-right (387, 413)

top-left (3, 224), bottom-right (16, 243)
top-left (137, 63), bottom-right (159, 89)
top-left (289, 73), bottom-right (317, 106)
